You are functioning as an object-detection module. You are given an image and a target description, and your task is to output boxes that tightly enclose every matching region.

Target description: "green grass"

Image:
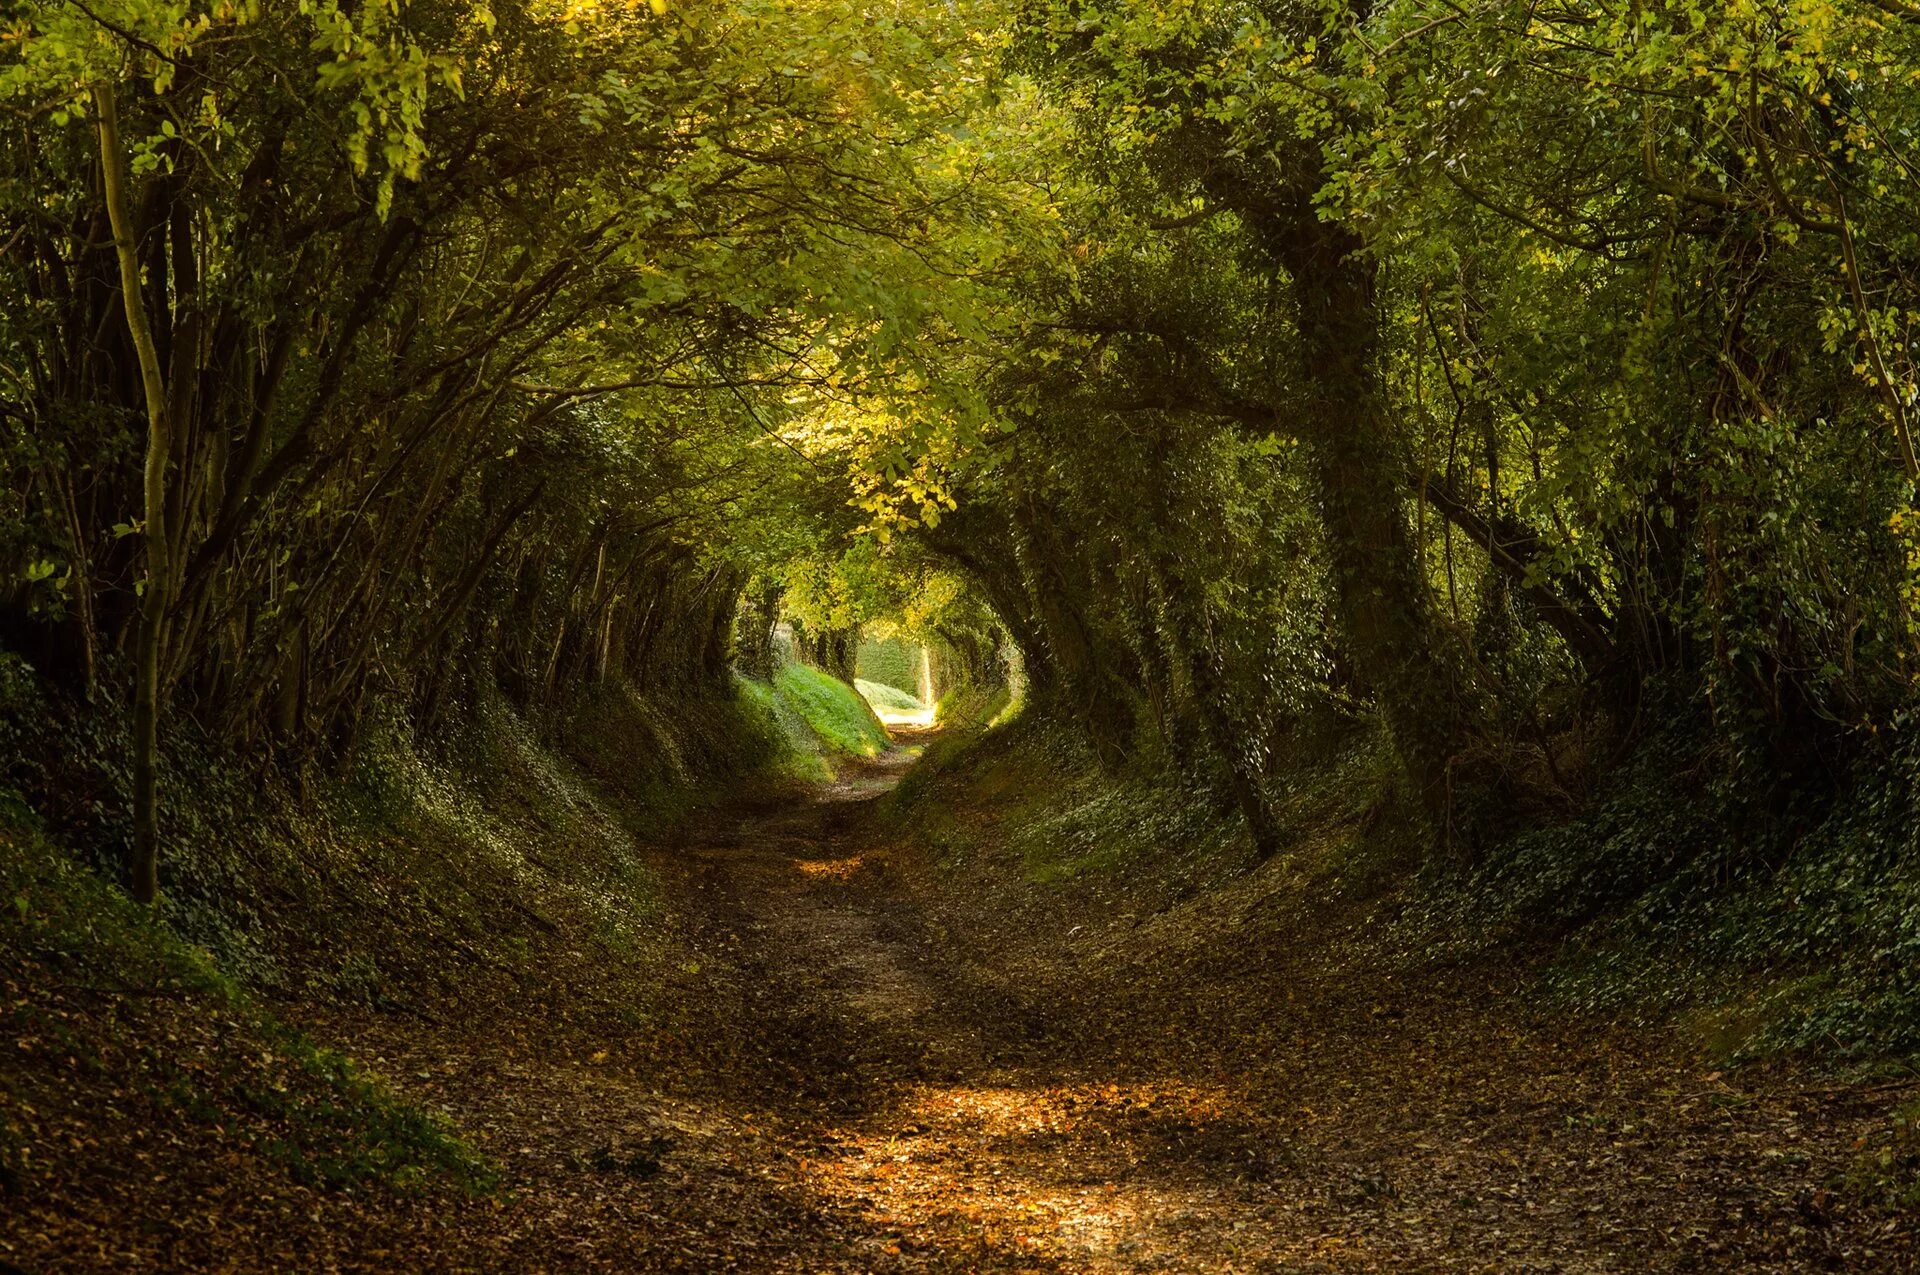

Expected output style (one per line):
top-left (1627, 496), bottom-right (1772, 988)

top-left (856, 678), bottom-right (925, 713)
top-left (737, 675), bottom-right (835, 780)
top-left (774, 663), bottom-right (891, 757)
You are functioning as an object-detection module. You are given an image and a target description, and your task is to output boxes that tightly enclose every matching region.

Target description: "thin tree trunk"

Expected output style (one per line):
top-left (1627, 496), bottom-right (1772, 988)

top-left (97, 84), bottom-right (170, 904)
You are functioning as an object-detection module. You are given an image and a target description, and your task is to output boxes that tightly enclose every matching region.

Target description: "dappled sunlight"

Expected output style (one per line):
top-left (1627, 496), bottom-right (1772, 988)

top-left (895, 1078), bottom-right (1238, 1140)
top-left (872, 702), bottom-right (938, 728)
top-left (786, 1075), bottom-right (1329, 1270)
top-left (794, 854), bottom-right (867, 880)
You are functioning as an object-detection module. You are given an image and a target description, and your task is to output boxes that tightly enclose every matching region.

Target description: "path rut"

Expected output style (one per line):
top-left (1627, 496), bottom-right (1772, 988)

top-left (317, 744), bottom-right (1917, 1272)
top-left (653, 749), bottom-right (1307, 1273)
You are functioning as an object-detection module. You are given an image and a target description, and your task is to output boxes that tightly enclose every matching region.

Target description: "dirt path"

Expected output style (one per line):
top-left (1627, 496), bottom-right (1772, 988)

top-left (307, 744), bottom-right (1918, 1273)
top-left (15, 737), bottom-right (1916, 1273)
top-left (643, 754), bottom-right (1355, 1272)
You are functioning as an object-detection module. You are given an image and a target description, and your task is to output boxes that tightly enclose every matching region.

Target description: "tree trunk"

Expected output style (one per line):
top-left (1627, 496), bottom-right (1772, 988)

top-left (735, 579), bottom-right (782, 679)
top-left (97, 85), bottom-right (170, 905)
top-left (1014, 498), bottom-right (1139, 767)
top-left (1145, 425), bottom-right (1282, 858)
top-left (1276, 220), bottom-right (1465, 828)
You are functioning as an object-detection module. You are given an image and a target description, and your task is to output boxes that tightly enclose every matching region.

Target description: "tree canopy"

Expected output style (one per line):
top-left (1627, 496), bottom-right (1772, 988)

top-left (7, 0), bottom-right (1920, 887)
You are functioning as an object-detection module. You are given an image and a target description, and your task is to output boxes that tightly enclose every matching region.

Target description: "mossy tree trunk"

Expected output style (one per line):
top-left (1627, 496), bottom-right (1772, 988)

top-left (96, 85), bottom-right (169, 905)
top-left (1014, 497), bottom-right (1140, 768)
top-left (1280, 226), bottom-right (1464, 827)
top-left (735, 580), bottom-right (783, 680)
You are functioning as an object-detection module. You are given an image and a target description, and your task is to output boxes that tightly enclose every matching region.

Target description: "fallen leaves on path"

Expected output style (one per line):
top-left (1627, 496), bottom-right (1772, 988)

top-left (6, 746), bottom-right (1918, 1271)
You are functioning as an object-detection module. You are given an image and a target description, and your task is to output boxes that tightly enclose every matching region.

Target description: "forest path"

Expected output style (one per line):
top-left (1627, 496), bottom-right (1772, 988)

top-left (641, 740), bottom-right (1327, 1272)
top-left (322, 738), bottom-right (1914, 1272)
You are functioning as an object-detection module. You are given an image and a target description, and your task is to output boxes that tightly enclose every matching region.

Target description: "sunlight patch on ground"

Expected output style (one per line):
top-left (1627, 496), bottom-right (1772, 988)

top-left (855, 677), bottom-right (935, 728)
top-left (794, 855), bottom-right (866, 880)
top-left (793, 1077), bottom-right (1301, 1269)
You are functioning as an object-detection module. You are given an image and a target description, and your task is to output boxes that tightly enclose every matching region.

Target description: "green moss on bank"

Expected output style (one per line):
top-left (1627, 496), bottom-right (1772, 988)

top-left (933, 684), bottom-right (1014, 731)
top-left (0, 805), bottom-right (493, 1200)
top-left (771, 663), bottom-right (890, 758)
top-left (0, 659), bottom-right (812, 1230)
top-left (888, 696), bottom-right (1920, 1065)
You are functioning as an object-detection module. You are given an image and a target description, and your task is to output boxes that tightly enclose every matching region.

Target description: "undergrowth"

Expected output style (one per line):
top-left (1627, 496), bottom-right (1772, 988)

top-left (0, 652), bottom-right (812, 1216)
top-left (891, 691), bottom-right (1920, 1065)
top-left (883, 706), bottom-right (1246, 889)
top-left (1851, 1095), bottom-right (1920, 1210)
top-left (1370, 713), bottom-right (1920, 1060)
top-left (0, 801), bottom-right (492, 1199)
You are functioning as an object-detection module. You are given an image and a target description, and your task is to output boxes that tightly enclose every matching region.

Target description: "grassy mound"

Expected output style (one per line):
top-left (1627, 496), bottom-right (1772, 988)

top-left (737, 674), bottom-right (835, 781)
top-left (771, 663), bottom-right (890, 758)
top-left (855, 678), bottom-right (924, 714)
top-left (933, 683), bottom-right (1015, 731)
top-left (885, 709), bottom-right (1249, 883)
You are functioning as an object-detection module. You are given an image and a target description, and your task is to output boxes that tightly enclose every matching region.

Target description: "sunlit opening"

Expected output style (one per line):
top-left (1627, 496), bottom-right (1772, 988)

top-left (855, 634), bottom-right (938, 727)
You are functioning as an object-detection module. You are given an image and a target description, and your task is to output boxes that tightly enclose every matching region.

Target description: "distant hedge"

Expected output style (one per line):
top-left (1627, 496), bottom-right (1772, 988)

top-left (856, 638), bottom-right (920, 696)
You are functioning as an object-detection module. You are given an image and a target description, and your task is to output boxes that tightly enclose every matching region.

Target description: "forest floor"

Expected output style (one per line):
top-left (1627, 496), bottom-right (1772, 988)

top-left (13, 734), bottom-right (1920, 1271)
top-left (315, 737), bottom-right (1920, 1271)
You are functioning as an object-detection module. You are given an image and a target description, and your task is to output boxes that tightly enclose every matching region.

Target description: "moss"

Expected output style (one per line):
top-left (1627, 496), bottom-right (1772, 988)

top-left (933, 684), bottom-right (1014, 731)
top-left (772, 663), bottom-right (890, 758)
